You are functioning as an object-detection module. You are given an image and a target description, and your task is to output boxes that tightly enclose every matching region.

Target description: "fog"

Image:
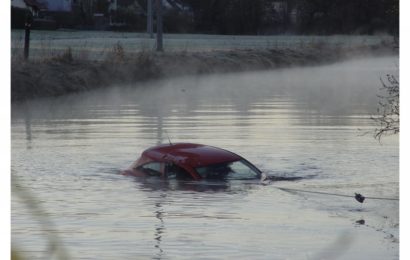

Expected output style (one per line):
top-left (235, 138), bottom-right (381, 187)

top-left (12, 55), bottom-right (399, 121)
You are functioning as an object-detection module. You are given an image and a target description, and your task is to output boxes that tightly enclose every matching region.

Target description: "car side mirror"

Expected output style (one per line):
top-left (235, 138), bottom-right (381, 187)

top-left (260, 172), bottom-right (271, 185)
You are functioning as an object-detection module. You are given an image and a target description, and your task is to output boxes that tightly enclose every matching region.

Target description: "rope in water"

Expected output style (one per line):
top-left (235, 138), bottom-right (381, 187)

top-left (276, 187), bottom-right (399, 201)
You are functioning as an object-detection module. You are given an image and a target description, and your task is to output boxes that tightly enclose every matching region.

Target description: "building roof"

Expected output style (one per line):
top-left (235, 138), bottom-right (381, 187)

top-left (11, 0), bottom-right (27, 9)
top-left (24, 0), bottom-right (47, 10)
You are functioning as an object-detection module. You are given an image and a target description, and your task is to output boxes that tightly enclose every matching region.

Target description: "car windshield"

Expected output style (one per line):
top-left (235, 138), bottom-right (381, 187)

top-left (195, 160), bottom-right (260, 180)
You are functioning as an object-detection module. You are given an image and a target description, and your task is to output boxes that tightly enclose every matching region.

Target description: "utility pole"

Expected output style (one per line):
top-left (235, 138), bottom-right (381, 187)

top-left (155, 0), bottom-right (163, 52)
top-left (147, 0), bottom-right (154, 38)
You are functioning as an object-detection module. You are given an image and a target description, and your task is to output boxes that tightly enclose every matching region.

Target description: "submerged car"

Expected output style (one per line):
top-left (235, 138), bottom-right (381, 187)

top-left (122, 143), bottom-right (262, 180)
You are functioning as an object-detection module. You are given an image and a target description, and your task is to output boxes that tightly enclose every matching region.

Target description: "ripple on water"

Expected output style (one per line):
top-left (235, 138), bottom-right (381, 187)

top-left (12, 57), bottom-right (399, 259)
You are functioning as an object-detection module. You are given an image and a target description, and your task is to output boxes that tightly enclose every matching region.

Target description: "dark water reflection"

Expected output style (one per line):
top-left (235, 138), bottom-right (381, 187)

top-left (11, 57), bottom-right (399, 259)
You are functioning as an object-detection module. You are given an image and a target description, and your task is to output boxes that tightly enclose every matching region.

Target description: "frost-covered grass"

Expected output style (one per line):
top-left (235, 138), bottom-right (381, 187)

top-left (11, 30), bottom-right (397, 101)
top-left (11, 30), bottom-right (394, 61)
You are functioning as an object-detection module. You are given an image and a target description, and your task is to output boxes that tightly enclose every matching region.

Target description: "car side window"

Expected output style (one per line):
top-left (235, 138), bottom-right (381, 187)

top-left (137, 162), bottom-right (162, 177)
top-left (228, 160), bottom-right (259, 179)
top-left (165, 163), bottom-right (193, 180)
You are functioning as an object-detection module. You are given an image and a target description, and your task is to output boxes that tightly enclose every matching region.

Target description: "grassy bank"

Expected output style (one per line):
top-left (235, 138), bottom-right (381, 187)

top-left (11, 43), bottom-right (397, 101)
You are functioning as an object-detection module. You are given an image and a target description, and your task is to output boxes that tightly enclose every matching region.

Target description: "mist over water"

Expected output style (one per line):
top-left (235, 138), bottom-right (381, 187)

top-left (11, 56), bottom-right (399, 259)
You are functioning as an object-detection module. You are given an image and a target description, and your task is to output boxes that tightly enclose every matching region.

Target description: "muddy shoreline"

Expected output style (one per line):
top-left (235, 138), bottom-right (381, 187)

top-left (11, 44), bottom-right (397, 102)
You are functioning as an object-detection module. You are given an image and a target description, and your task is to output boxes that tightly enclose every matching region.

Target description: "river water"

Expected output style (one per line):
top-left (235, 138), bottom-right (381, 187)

top-left (11, 56), bottom-right (399, 259)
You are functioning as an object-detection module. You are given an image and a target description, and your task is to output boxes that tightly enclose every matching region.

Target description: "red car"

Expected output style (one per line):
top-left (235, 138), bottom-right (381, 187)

top-left (122, 143), bottom-right (262, 180)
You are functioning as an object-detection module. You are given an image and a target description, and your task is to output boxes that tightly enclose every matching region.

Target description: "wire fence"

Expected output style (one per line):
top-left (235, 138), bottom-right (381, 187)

top-left (11, 30), bottom-right (395, 61)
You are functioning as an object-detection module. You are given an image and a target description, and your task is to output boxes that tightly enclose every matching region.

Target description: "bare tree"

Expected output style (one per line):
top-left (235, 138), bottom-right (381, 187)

top-left (371, 74), bottom-right (399, 140)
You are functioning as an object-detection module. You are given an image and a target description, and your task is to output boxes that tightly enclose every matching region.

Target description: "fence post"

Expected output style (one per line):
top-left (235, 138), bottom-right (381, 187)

top-left (147, 0), bottom-right (154, 38)
top-left (156, 0), bottom-right (163, 52)
top-left (24, 12), bottom-right (33, 60)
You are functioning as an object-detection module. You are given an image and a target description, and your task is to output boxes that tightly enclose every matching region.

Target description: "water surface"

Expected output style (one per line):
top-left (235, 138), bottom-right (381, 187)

top-left (11, 56), bottom-right (399, 259)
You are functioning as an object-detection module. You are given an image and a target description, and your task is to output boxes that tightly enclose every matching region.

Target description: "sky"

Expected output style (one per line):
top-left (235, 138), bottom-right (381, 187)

top-left (2, 1), bottom-right (409, 259)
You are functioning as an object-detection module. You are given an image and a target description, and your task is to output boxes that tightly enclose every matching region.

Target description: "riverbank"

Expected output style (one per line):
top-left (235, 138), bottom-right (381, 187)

top-left (11, 43), bottom-right (397, 101)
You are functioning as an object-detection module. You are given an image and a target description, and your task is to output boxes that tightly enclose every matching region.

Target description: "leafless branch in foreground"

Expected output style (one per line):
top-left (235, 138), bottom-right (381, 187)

top-left (371, 74), bottom-right (399, 140)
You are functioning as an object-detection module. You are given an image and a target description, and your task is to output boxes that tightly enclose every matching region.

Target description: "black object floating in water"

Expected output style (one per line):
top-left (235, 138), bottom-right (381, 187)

top-left (355, 193), bottom-right (365, 203)
top-left (356, 219), bottom-right (365, 225)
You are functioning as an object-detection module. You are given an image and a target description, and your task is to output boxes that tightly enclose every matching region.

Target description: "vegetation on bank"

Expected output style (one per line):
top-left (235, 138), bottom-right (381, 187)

top-left (11, 42), bottom-right (397, 102)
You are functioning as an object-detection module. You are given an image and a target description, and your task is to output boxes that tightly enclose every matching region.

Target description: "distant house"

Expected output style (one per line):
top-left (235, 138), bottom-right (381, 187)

top-left (42, 0), bottom-right (72, 12)
top-left (23, 0), bottom-right (48, 16)
top-left (11, 0), bottom-right (27, 9)
top-left (11, 0), bottom-right (27, 28)
top-left (11, 0), bottom-right (48, 19)
top-left (12, 0), bottom-right (72, 16)
top-left (11, 0), bottom-right (193, 31)
top-left (11, 0), bottom-right (46, 28)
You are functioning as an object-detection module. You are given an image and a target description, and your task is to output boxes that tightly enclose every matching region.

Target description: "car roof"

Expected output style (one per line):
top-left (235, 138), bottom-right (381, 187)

top-left (141, 143), bottom-right (242, 168)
